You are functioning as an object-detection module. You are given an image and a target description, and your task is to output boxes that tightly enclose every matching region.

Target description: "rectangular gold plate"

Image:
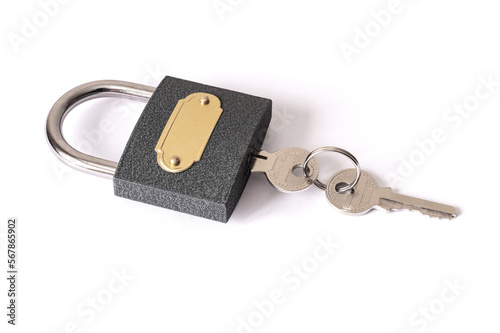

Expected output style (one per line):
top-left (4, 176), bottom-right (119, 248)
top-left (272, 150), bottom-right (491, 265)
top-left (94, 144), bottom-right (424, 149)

top-left (155, 93), bottom-right (223, 173)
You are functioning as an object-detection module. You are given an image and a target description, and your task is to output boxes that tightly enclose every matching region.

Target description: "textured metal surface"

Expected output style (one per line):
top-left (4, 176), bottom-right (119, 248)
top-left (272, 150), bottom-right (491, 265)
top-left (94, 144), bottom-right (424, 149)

top-left (326, 169), bottom-right (458, 219)
top-left (114, 76), bottom-right (272, 222)
top-left (250, 148), bottom-right (319, 193)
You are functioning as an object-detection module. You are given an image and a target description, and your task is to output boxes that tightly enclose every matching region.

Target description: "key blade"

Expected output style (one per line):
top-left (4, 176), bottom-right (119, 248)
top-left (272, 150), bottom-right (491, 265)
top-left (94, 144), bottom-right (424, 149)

top-left (249, 150), bottom-right (273, 173)
top-left (250, 148), bottom-right (320, 193)
top-left (375, 188), bottom-right (458, 220)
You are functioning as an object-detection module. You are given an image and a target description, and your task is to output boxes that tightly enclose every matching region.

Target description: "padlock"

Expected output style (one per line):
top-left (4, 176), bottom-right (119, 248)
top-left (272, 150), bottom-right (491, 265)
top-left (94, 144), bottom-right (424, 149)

top-left (47, 77), bottom-right (272, 222)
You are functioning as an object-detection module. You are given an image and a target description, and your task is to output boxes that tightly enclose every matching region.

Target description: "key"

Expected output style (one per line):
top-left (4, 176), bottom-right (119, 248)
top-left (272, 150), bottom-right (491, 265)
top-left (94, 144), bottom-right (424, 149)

top-left (326, 169), bottom-right (457, 219)
top-left (250, 147), bottom-right (319, 193)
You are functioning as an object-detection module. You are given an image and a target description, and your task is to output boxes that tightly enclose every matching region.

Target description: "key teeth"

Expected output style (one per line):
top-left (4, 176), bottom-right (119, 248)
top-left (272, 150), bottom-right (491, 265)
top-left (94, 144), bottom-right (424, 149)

top-left (387, 207), bottom-right (456, 220)
top-left (416, 210), bottom-right (455, 220)
top-left (380, 200), bottom-right (457, 220)
top-left (420, 209), bottom-right (457, 220)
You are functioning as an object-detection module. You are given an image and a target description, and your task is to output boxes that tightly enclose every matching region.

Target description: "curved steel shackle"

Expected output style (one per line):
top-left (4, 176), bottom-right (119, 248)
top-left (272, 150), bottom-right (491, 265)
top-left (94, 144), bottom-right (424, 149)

top-left (46, 80), bottom-right (156, 179)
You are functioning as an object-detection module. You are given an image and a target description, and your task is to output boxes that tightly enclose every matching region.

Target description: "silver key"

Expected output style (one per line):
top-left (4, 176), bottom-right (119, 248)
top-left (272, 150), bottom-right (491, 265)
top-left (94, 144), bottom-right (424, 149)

top-left (326, 169), bottom-right (457, 219)
top-left (250, 147), bottom-right (319, 193)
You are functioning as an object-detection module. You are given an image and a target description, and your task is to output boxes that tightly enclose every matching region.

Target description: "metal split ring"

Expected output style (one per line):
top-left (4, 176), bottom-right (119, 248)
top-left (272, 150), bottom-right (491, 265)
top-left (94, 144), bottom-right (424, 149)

top-left (303, 146), bottom-right (361, 192)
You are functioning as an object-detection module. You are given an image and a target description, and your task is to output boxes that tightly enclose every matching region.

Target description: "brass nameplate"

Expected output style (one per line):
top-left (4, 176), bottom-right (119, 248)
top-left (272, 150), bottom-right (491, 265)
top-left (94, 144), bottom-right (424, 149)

top-left (155, 93), bottom-right (223, 173)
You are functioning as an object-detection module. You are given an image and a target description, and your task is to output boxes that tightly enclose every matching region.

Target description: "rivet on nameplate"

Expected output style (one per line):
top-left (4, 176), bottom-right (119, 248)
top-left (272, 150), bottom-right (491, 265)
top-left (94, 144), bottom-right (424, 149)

top-left (200, 95), bottom-right (210, 105)
top-left (170, 155), bottom-right (181, 167)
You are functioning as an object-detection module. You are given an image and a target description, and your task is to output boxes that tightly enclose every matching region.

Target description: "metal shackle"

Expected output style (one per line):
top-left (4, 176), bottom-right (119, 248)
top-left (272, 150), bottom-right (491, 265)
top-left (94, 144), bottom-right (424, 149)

top-left (46, 80), bottom-right (155, 178)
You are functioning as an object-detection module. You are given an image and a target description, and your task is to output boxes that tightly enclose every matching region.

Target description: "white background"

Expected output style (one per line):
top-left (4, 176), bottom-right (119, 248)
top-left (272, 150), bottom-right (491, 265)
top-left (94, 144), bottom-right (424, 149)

top-left (1, 0), bottom-right (500, 332)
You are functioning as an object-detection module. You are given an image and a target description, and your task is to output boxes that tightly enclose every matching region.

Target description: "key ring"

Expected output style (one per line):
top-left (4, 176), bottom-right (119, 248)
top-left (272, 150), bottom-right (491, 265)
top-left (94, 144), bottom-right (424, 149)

top-left (303, 146), bottom-right (361, 192)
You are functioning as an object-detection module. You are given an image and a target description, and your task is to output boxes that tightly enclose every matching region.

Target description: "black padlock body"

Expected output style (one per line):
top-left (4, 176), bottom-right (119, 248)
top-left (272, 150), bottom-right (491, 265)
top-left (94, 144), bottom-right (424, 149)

top-left (113, 76), bottom-right (272, 222)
